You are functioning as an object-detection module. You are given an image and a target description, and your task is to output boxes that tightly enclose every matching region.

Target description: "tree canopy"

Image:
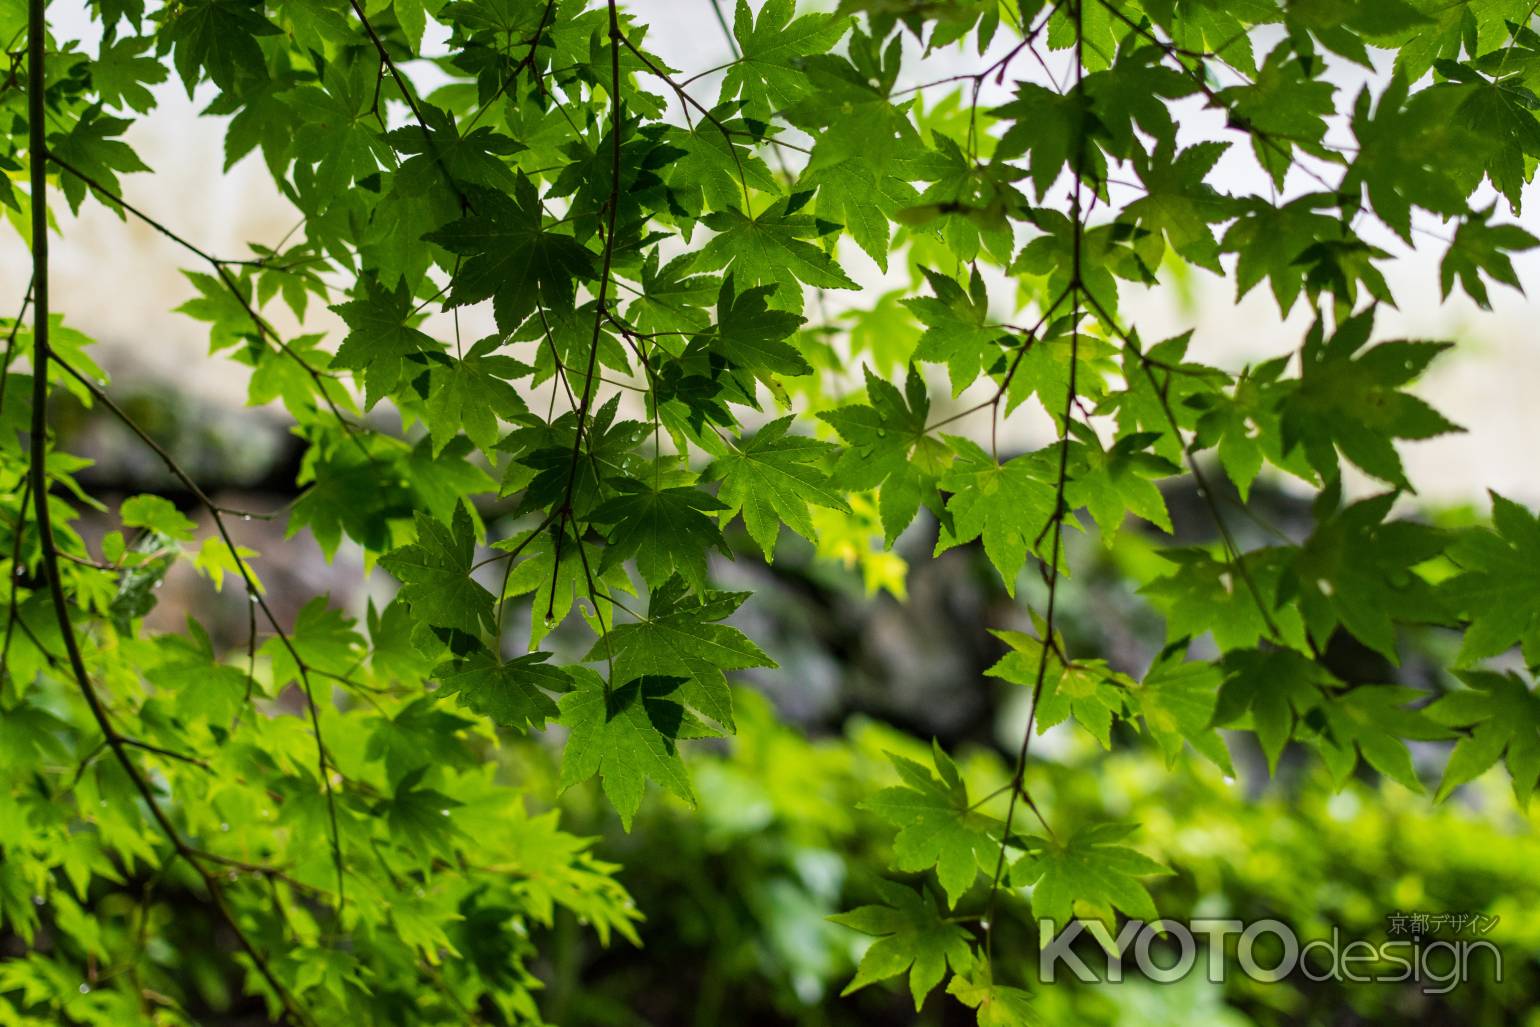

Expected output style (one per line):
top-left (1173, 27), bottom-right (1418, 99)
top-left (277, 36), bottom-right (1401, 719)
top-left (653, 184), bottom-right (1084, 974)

top-left (3, 0), bottom-right (1540, 1023)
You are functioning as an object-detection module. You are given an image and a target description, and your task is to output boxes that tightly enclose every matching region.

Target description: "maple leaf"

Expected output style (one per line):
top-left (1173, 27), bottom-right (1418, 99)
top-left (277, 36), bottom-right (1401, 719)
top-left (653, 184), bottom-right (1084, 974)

top-left (424, 335), bottom-right (532, 454)
top-left (1308, 685), bottom-right (1448, 792)
top-left (705, 416), bottom-right (849, 558)
top-left (1428, 669), bottom-right (1540, 805)
top-left (1011, 823), bottom-right (1168, 938)
top-left (987, 628), bottom-right (1130, 748)
top-left (708, 274), bottom-right (812, 383)
top-left (558, 670), bottom-right (696, 830)
top-left (907, 267), bottom-right (1006, 395)
top-left (1284, 492), bottom-right (1449, 662)
top-left (424, 178), bottom-right (595, 331)
top-left (692, 197), bottom-right (858, 309)
top-left (383, 767), bottom-right (464, 865)
top-left (819, 365), bottom-right (949, 544)
top-left (591, 479), bottom-right (731, 593)
top-left (47, 107), bottom-right (151, 215)
top-left (434, 649), bottom-right (572, 733)
top-left (290, 59), bottom-right (393, 208)
top-left (387, 104), bottom-right (524, 197)
top-left (1439, 205), bottom-right (1539, 310)
top-left (92, 35), bottom-right (168, 114)
top-left (829, 879), bottom-right (974, 1011)
top-left (1066, 428), bottom-right (1177, 542)
top-left (1278, 310), bottom-right (1461, 490)
top-left (992, 82), bottom-right (1104, 199)
top-left (1122, 138), bottom-right (1235, 271)
top-left (584, 576), bottom-right (774, 733)
top-left (935, 438), bottom-right (1058, 595)
top-left (331, 277), bottom-right (440, 409)
top-left (1443, 492), bottom-right (1540, 665)
top-left (946, 962), bottom-right (1038, 1027)
top-left (719, 0), bottom-right (850, 119)
top-left (1220, 193), bottom-right (1346, 314)
top-left (861, 746), bottom-right (1001, 908)
top-left (161, 0), bottom-right (278, 92)
top-left (1214, 647), bottom-right (1324, 773)
top-left (379, 507), bottom-right (494, 636)
top-left (1133, 649), bottom-right (1232, 773)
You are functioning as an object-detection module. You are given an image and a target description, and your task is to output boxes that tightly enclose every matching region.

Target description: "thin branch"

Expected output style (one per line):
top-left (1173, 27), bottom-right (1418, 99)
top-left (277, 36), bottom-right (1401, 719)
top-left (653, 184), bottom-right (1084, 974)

top-left (25, 7), bottom-right (310, 1021)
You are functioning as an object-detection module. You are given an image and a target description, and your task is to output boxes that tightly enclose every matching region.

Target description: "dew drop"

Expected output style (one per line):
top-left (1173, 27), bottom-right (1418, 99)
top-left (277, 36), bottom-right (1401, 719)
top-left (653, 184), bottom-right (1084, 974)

top-left (31, 895), bottom-right (43, 906)
top-left (153, 580), bottom-right (164, 589)
top-left (78, 984), bottom-right (90, 995)
top-left (980, 918), bottom-right (991, 930)
top-left (249, 593), bottom-right (259, 604)
top-left (440, 808), bottom-right (450, 816)
top-left (242, 514), bottom-right (252, 522)
top-left (220, 822), bottom-right (231, 832)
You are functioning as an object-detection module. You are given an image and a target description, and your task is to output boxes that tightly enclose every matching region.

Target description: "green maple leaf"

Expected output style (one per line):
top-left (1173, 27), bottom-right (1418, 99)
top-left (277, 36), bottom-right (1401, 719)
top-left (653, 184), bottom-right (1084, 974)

top-left (663, 117), bottom-right (782, 216)
top-left (149, 619), bottom-right (250, 725)
top-left (1133, 650), bottom-right (1232, 773)
top-left (987, 629), bottom-right (1130, 748)
top-left (719, 0), bottom-right (850, 119)
top-left (1220, 193), bottom-right (1346, 314)
top-left (1285, 492), bottom-right (1449, 662)
top-left (425, 336), bottom-right (532, 454)
top-left (804, 157), bottom-right (919, 270)
top-left (1217, 40), bottom-right (1336, 189)
top-left (1066, 428), bottom-right (1177, 542)
top-left (558, 669), bottom-right (697, 830)
top-left (992, 82), bottom-right (1102, 200)
top-left (1140, 546), bottom-right (1307, 651)
top-left (1278, 310), bottom-right (1461, 490)
top-left (829, 880), bottom-right (974, 1011)
top-left (709, 274), bottom-right (813, 382)
top-left (592, 479), bottom-right (730, 593)
top-left (160, 0), bottom-right (278, 92)
top-left (383, 767), bottom-right (464, 864)
top-left (946, 962), bottom-right (1038, 1027)
top-left (92, 35), bottom-right (168, 114)
top-left (1309, 684), bottom-right (1447, 792)
top-left (626, 250), bottom-right (718, 336)
top-left (1012, 823), bottom-right (1168, 938)
top-left (935, 438), bottom-right (1058, 596)
top-left (331, 277), bottom-right (440, 409)
top-left (264, 596), bottom-right (365, 690)
top-left (433, 648), bottom-right (572, 733)
top-left (819, 365), bottom-right (949, 544)
top-left (692, 198), bottom-right (858, 309)
top-left (1122, 139), bottom-right (1235, 271)
top-left (1344, 74), bottom-right (1478, 241)
top-left (290, 59), bottom-right (393, 208)
top-left (1428, 669), bottom-right (1540, 805)
top-left (907, 267), bottom-right (1006, 395)
top-left (386, 104), bottom-right (524, 197)
top-left (1444, 492), bottom-right (1540, 665)
top-left (584, 576), bottom-right (774, 734)
top-left (424, 178), bottom-right (595, 330)
top-left (1083, 46), bottom-right (1198, 159)
top-left (48, 107), bottom-right (151, 215)
top-left (380, 507), bottom-right (494, 636)
top-left (1215, 647), bottom-right (1325, 773)
top-left (705, 416), bottom-right (849, 558)
top-left (861, 746), bottom-right (1001, 908)
top-left (1439, 205), bottom-right (1539, 310)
